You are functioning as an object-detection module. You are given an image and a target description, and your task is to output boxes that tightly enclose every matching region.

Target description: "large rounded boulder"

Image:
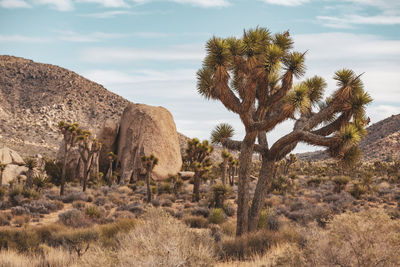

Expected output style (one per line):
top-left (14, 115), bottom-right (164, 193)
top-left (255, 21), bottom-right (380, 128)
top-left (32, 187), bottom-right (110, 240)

top-left (117, 104), bottom-right (182, 182)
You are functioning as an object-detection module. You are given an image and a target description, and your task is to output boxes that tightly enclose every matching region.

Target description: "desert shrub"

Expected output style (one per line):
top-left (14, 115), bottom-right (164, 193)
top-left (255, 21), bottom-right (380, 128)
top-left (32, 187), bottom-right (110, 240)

top-left (151, 198), bottom-right (160, 207)
top-left (306, 209), bottom-right (400, 267)
top-left (306, 177), bottom-right (323, 187)
top-left (8, 186), bottom-right (39, 205)
top-left (270, 176), bottom-right (293, 194)
top-left (12, 215), bottom-right (30, 227)
top-left (332, 175), bottom-right (350, 193)
top-left (209, 208), bottom-right (225, 224)
top-left (311, 205), bottom-right (333, 227)
top-left (73, 200), bottom-right (87, 210)
top-left (210, 183), bottom-right (230, 208)
top-left (44, 159), bottom-right (72, 186)
top-left (158, 182), bottom-right (173, 195)
top-left (173, 178), bottom-right (184, 195)
top-left (221, 230), bottom-right (283, 260)
top-left (221, 221), bottom-right (236, 237)
top-left (0, 212), bottom-right (11, 226)
top-left (85, 205), bottom-right (101, 219)
top-left (349, 182), bottom-right (367, 199)
top-left (151, 185), bottom-right (158, 195)
top-left (258, 208), bottom-right (280, 231)
top-left (99, 218), bottom-right (136, 247)
top-left (160, 199), bottom-right (173, 207)
top-left (58, 209), bottom-right (92, 228)
top-left (0, 186), bottom-right (6, 200)
top-left (223, 202), bottom-right (235, 217)
top-left (183, 215), bottom-right (209, 228)
top-left (116, 208), bottom-right (215, 266)
top-left (61, 192), bottom-right (89, 203)
top-left (191, 207), bottom-right (210, 218)
top-left (54, 228), bottom-right (99, 257)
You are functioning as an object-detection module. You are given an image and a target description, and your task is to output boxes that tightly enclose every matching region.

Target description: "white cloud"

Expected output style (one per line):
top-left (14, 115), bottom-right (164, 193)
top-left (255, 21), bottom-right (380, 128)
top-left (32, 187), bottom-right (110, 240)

top-left (34, 0), bottom-right (73, 11)
top-left (0, 0), bottom-right (31, 8)
top-left (56, 30), bottom-right (128, 42)
top-left (132, 0), bottom-right (230, 8)
top-left (318, 15), bottom-right (400, 28)
top-left (81, 44), bottom-right (205, 62)
top-left (344, 0), bottom-right (400, 13)
top-left (0, 34), bottom-right (51, 43)
top-left (80, 10), bottom-right (132, 18)
top-left (260, 0), bottom-right (310, 6)
top-left (76, 0), bottom-right (129, 8)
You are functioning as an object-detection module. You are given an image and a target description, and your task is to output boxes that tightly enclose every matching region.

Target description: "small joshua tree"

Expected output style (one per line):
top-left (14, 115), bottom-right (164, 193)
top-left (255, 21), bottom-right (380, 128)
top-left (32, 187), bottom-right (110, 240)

top-left (184, 138), bottom-right (213, 202)
top-left (58, 121), bottom-right (81, 195)
top-left (282, 153), bottom-right (297, 175)
top-left (24, 158), bottom-right (37, 189)
top-left (228, 157), bottom-right (239, 186)
top-left (77, 131), bottom-right (102, 192)
top-left (106, 152), bottom-right (117, 186)
top-left (0, 163), bottom-right (6, 186)
top-left (141, 154), bottom-right (158, 203)
top-left (220, 150), bottom-right (231, 185)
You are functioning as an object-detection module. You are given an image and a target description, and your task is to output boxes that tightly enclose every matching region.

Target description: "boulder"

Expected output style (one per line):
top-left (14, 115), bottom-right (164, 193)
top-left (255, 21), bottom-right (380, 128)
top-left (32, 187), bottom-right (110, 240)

top-left (97, 119), bottom-right (119, 173)
top-left (117, 103), bottom-right (182, 182)
top-left (0, 147), bottom-right (24, 165)
top-left (2, 164), bottom-right (27, 185)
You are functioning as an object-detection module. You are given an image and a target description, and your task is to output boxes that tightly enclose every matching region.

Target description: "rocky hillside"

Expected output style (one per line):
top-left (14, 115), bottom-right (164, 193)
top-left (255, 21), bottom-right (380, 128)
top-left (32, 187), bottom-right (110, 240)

top-left (0, 55), bottom-right (130, 157)
top-left (298, 114), bottom-right (400, 162)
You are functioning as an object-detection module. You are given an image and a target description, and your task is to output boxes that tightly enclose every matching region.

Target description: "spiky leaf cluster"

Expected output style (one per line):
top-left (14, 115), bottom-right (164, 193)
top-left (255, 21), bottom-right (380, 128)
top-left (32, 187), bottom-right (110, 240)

top-left (141, 154), bottom-right (159, 171)
top-left (185, 138), bottom-right (213, 173)
top-left (211, 123), bottom-right (235, 145)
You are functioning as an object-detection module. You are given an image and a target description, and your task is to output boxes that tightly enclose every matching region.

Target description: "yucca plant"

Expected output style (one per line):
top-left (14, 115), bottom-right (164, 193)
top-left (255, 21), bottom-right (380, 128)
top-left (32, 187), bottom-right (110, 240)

top-left (197, 27), bottom-right (372, 235)
top-left (141, 154), bottom-right (158, 203)
top-left (24, 158), bottom-right (37, 189)
top-left (106, 152), bottom-right (117, 186)
top-left (184, 138), bottom-right (213, 202)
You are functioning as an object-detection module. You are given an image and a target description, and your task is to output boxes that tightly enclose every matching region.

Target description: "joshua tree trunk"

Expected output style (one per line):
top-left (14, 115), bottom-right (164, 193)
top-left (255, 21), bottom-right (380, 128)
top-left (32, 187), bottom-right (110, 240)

top-left (236, 132), bottom-right (257, 237)
top-left (106, 160), bottom-right (113, 186)
top-left (248, 158), bottom-right (275, 232)
top-left (221, 160), bottom-right (228, 185)
top-left (82, 159), bottom-right (89, 192)
top-left (26, 169), bottom-right (33, 189)
top-left (146, 171), bottom-right (152, 203)
top-left (193, 172), bottom-right (201, 202)
top-left (60, 145), bottom-right (69, 196)
top-left (0, 170), bottom-right (3, 186)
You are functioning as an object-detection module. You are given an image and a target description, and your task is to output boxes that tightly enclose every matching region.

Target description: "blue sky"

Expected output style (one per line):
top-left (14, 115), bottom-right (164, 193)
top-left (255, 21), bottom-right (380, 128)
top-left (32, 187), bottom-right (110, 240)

top-left (1, 0), bottom-right (399, 153)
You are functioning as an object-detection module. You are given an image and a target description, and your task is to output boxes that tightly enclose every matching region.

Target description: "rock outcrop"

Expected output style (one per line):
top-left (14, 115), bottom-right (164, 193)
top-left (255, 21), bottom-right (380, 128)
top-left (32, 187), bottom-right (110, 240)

top-left (117, 104), bottom-right (182, 182)
top-left (0, 147), bottom-right (27, 185)
top-left (0, 55), bottom-right (130, 158)
top-left (97, 119), bottom-right (120, 173)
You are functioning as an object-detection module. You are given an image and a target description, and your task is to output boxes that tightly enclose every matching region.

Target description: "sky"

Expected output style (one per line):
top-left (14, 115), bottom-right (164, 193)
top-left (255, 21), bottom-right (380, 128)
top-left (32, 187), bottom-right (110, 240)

top-left (0, 0), bottom-right (399, 153)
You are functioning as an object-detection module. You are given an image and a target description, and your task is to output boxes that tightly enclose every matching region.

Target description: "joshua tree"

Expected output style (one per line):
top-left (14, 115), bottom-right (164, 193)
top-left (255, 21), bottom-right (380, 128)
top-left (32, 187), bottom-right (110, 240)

top-left (141, 154), bottom-right (158, 203)
top-left (228, 157), bottom-right (239, 186)
top-left (106, 152), bottom-right (117, 186)
top-left (0, 164), bottom-right (6, 186)
top-left (24, 158), bottom-right (37, 189)
top-left (198, 27), bottom-right (372, 235)
top-left (220, 150), bottom-right (231, 185)
top-left (58, 121), bottom-right (81, 195)
top-left (77, 131), bottom-right (102, 192)
top-left (281, 153), bottom-right (297, 175)
top-left (184, 138), bottom-right (213, 202)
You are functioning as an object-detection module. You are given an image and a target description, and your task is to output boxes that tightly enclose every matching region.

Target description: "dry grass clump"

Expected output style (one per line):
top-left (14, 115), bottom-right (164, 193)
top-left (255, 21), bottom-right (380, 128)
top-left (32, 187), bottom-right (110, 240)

top-left (0, 208), bottom-right (214, 267)
top-left (306, 209), bottom-right (400, 267)
top-left (116, 208), bottom-right (215, 267)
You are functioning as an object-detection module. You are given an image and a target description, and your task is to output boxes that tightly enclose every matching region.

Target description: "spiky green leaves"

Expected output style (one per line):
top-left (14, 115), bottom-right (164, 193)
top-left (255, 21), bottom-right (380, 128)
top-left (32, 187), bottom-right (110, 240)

top-left (339, 124), bottom-right (361, 147)
top-left (221, 149), bottom-right (231, 159)
top-left (264, 44), bottom-right (284, 72)
top-left (282, 51), bottom-right (306, 78)
top-left (285, 83), bottom-right (311, 114)
top-left (273, 31), bottom-right (293, 52)
top-left (210, 123), bottom-right (235, 144)
top-left (141, 154), bottom-right (159, 171)
top-left (242, 27), bottom-right (271, 57)
top-left (24, 158), bottom-right (37, 170)
top-left (204, 37), bottom-right (232, 69)
top-left (197, 67), bottom-right (215, 100)
top-left (304, 76), bottom-right (327, 105)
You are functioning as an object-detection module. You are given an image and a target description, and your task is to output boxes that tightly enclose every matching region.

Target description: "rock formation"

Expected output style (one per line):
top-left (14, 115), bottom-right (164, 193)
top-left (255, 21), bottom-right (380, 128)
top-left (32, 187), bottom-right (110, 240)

top-left (0, 147), bottom-right (27, 185)
top-left (97, 119), bottom-right (120, 174)
top-left (117, 104), bottom-right (182, 182)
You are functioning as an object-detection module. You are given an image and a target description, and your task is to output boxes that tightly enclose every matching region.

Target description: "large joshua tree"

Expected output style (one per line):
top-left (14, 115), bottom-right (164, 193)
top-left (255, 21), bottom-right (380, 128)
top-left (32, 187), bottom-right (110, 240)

top-left (197, 27), bottom-right (372, 236)
top-left (58, 121), bottom-right (80, 196)
top-left (184, 138), bottom-right (213, 202)
top-left (77, 131), bottom-right (102, 192)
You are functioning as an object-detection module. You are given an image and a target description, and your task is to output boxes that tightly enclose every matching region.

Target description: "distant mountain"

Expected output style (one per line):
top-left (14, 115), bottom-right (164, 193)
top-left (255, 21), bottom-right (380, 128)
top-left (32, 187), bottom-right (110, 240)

top-left (298, 114), bottom-right (400, 162)
top-left (0, 55), bottom-right (130, 157)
